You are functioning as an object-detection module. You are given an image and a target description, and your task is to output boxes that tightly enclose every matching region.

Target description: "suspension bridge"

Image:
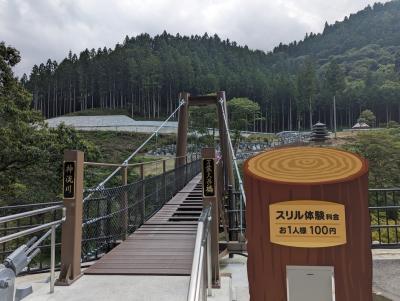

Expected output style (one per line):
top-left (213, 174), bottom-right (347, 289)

top-left (0, 91), bottom-right (399, 301)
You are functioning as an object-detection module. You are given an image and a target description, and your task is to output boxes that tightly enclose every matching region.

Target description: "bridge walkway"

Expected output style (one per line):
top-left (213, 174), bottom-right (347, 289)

top-left (84, 174), bottom-right (203, 276)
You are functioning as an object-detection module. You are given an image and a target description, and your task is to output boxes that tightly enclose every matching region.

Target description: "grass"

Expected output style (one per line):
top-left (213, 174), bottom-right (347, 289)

top-left (79, 131), bottom-right (176, 163)
top-left (244, 133), bottom-right (276, 142)
top-left (66, 108), bottom-right (131, 116)
top-left (65, 107), bottom-right (172, 121)
top-left (78, 130), bottom-right (178, 188)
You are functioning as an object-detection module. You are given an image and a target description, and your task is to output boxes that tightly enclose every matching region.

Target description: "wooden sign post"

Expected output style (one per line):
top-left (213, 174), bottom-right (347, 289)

top-left (56, 150), bottom-right (84, 286)
top-left (201, 147), bottom-right (220, 287)
top-left (244, 147), bottom-right (372, 301)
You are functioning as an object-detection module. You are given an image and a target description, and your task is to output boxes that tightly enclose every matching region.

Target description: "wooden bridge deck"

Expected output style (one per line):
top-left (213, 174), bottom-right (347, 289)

top-left (84, 174), bottom-right (203, 276)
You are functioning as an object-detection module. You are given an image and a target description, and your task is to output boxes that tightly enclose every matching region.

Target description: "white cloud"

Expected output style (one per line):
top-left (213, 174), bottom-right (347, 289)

top-left (0, 0), bottom-right (389, 76)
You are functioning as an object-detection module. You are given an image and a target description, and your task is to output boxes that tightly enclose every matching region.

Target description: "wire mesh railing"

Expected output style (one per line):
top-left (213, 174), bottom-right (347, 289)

top-left (226, 189), bottom-right (246, 242)
top-left (0, 158), bottom-right (201, 272)
top-left (81, 158), bottom-right (201, 262)
top-left (369, 188), bottom-right (400, 248)
top-left (225, 188), bottom-right (400, 248)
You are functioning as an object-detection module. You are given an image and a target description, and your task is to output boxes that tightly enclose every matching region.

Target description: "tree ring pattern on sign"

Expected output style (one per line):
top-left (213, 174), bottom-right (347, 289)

top-left (246, 147), bottom-right (365, 184)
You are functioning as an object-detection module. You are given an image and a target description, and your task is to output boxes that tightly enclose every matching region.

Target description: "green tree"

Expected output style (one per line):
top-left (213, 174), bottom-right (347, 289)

top-left (227, 97), bottom-right (262, 149)
top-left (22, 2), bottom-right (400, 131)
top-left (0, 42), bottom-right (98, 203)
top-left (343, 80), bottom-right (366, 127)
top-left (324, 61), bottom-right (345, 130)
top-left (379, 80), bottom-right (400, 126)
top-left (395, 52), bottom-right (400, 74)
top-left (189, 105), bottom-right (218, 139)
top-left (228, 97), bottom-right (261, 132)
top-left (296, 59), bottom-right (317, 130)
top-left (0, 42), bottom-right (49, 200)
top-left (344, 129), bottom-right (400, 187)
top-left (325, 61), bottom-right (345, 97)
top-left (358, 109), bottom-right (376, 127)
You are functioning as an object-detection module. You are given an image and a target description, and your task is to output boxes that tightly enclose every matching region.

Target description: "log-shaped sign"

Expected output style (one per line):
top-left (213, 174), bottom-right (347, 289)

top-left (246, 146), bottom-right (364, 184)
top-left (244, 146), bottom-right (371, 301)
top-left (269, 200), bottom-right (346, 248)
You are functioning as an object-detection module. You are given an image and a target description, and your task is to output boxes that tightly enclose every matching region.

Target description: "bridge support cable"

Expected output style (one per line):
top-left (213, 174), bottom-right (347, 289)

top-left (218, 99), bottom-right (246, 239)
top-left (218, 99), bottom-right (246, 205)
top-left (216, 91), bottom-right (235, 191)
top-left (84, 99), bottom-right (185, 202)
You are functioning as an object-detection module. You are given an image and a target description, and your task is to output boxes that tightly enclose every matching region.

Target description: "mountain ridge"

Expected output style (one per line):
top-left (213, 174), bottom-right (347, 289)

top-left (22, 0), bottom-right (400, 131)
top-left (272, 0), bottom-right (400, 59)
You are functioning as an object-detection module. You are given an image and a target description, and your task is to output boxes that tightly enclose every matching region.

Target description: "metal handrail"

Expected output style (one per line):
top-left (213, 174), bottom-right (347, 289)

top-left (187, 206), bottom-right (212, 301)
top-left (369, 188), bottom-right (400, 191)
top-left (0, 201), bottom-right (63, 211)
top-left (0, 205), bottom-right (64, 226)
top-left (369, 205), bottom-right (400, 209)
top-left (371, 224), bottom-right (400, 228)
top-left (0, 205), bottom-right (66, 295)
top-left (84, 153), bottom-right (199, 168)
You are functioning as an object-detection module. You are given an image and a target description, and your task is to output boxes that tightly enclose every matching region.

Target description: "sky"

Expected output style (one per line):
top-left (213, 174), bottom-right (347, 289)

top-left (0, 0), bottom-right (390, 77)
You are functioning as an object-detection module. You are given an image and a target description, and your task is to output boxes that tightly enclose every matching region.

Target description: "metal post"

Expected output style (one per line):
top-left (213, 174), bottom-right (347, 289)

top-left (201, 148), bottom-right (220, 288)
top-left (56, 150), bottom-right (84, 285)
top-left (227, 185), bottom-right (237, 242)
top-left (121, 166), bottom-right (128, 240)
top-left (140, 164), bottom-right (144, 179)
top-left (185, 155), bottom-right (188, 184)
top-left (202, 246), bottom-right (207, 301)
top-left (207, 228), bottom-right (212, 297)
top-left (239, 193), bottom-right (244, 242)
top-left (334, 95), bottom-right (337, 139)
top-left (309, 96), bottom-right (313, 131)
top-left (140, 164), bottom-right (145, 223)
top-left (188, 221), bottom-right (204, 301)
top-left (50, 225), bottom-right (55, 293)
top-left (163, 159), bottom-right (167, 202)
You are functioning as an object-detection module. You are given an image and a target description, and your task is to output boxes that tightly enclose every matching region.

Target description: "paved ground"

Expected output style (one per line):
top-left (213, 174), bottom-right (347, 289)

top-left (372, 249), bottom-right (400, 301)
top-left (45, 115), bottom-right (178, 134)
top-left (20, 271), bottom-right (231, 301)
top-left (23, 274), bottom-right (190, 301)
top-left (220, 255), bottom-right (249, 301)
top-left (220, 251), bottom-right (400, 301)
top-left (44, 115), bottom-right (265, 136)
top-left (16, 249), bottom-right (400, 301)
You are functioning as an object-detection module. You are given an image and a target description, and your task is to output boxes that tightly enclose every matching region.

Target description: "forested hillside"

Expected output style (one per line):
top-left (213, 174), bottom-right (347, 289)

top-left (23, 33), bottom-right (272, 121)
top-left (273, 1), bottom-right (400, 58)
top-left (22, 0), bottom-right (400, 132)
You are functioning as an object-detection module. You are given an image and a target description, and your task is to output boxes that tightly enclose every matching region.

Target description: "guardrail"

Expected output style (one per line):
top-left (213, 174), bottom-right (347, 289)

top-left (0, 205), bottom-right (65, 299)
top-left (0, 158), bottom-right (202, 273)
top-left (226, 189), bottom-right (246, 241)
top-left (187, 206), bottom-right (212, 301)
top-left (0, 202), bottom-right (64, 272)
top-left (225, 187), bottom-right (400, 249)
top-left (81, 158), bottom-right (202, 261)
top-left (369, 188), bottom-right (400, 248)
